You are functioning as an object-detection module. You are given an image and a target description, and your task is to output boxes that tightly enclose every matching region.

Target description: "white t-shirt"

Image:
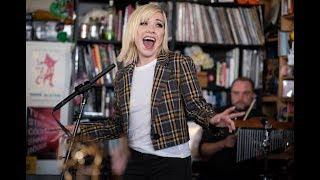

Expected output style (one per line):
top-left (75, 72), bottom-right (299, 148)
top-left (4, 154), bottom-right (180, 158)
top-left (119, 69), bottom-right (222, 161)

top-left (128, 59), bottom-right (190, 158)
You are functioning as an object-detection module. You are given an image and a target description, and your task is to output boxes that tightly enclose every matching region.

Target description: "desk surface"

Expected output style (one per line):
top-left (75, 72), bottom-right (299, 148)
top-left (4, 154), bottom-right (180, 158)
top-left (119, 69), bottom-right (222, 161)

top-left (235, 118), bottom-right (294, 129)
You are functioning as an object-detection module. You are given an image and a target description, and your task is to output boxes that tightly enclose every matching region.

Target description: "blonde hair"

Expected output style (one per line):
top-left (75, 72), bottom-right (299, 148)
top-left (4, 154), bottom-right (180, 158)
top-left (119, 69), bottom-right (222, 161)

top-left (117, 3), bottom-right (169, 66)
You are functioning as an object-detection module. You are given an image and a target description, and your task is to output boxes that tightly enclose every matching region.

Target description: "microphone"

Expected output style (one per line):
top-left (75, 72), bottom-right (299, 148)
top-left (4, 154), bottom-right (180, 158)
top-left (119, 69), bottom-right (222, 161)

top-left (53, 63), bottom-right (116, 112)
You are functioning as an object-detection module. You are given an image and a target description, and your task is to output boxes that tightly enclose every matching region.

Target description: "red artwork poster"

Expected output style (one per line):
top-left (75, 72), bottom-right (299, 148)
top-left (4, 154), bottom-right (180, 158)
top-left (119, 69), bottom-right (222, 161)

top-left (26, 41), bottom-right (72, 107)
top-left (27, 107), bottom-right (60, 159)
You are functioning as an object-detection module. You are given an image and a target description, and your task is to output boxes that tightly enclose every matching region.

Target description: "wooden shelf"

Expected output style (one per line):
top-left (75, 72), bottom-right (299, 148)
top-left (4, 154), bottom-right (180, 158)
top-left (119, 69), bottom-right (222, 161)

top-left (235, 118), bottom-right (294, 129)
top-left (282, 76), bottom-right (294, 80)
top-left (266, 37), bottom-right (278, 43)
top-left (262, 95), bottom-right (278, 102)
top-left (282, 112), bottom-right (294, 117)
top-left (282, 13), bottom-right (294, 19)
top-left (280, 97), bottom-right (294, 102)
top-left (281, 15), bottom-right (294, 32)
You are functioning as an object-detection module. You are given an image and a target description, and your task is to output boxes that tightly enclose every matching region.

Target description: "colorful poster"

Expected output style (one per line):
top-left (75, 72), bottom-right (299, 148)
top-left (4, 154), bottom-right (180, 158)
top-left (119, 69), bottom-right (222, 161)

top-left (27, 107), bottom-right (61, 159)
top-left (26, 41), bottom-right (73, 107)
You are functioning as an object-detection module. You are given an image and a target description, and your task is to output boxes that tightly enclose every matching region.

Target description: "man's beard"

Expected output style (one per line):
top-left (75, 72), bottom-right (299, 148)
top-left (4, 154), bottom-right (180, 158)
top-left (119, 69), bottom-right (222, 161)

top-left (234, 103), bottom-right (249, 112)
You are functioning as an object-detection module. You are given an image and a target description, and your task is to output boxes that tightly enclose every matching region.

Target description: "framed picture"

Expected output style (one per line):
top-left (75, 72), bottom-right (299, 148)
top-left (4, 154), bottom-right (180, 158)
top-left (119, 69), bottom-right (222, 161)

top-left (27, 107), bottom-right (60, 159)
top-left (26, 41), bottom-right (72, 107)
top-left (282, 80), bottom-right (294, 98)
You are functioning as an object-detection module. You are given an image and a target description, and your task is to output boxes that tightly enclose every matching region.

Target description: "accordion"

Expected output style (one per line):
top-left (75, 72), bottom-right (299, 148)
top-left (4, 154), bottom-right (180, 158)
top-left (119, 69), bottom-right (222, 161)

top-left (235, 118), bottom-right (294, 163)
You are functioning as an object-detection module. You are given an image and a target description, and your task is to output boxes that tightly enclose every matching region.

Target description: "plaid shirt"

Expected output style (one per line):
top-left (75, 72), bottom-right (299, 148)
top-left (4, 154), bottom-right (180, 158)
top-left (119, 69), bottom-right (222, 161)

top-left (79, 50), bottom-right (216, 150)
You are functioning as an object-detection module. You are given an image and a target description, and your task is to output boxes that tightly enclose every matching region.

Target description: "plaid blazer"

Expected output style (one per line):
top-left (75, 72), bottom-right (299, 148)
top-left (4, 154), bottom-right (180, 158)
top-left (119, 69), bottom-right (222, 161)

top-left (79, 50), bottom-right (216, 150)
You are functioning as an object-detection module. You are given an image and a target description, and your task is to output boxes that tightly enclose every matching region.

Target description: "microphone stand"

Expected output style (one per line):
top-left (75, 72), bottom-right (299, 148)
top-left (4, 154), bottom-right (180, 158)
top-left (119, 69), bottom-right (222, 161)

top-left (260, 117), bottom-right (273, 180)
top-left (59, 91), bottom-right (88, 180)
top-left (51, 64), bottom-right (116, 180)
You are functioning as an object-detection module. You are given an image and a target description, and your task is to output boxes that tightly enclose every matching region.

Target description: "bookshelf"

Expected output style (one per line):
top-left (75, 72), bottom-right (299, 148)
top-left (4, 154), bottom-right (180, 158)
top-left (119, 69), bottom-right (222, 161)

top-left (278, 0), bottom-right (294, 123)
top-left (25, 0), bottom-right (294, 177)
top-left (174, 0), bottom-right (265, 108)
top-left (24, 0), bottom-right (295, 123)
top-left (261, 0), bottom-right (294, 122)
top-left (71, 0), bottom-right (124, 120)
top-left (69, 0), bottom-right (267, 118)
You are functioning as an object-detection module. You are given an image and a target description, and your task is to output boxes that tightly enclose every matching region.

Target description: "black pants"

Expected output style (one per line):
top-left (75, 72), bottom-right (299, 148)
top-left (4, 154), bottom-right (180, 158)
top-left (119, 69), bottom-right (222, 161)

top-left (123, 149), bottom-right (192, 180)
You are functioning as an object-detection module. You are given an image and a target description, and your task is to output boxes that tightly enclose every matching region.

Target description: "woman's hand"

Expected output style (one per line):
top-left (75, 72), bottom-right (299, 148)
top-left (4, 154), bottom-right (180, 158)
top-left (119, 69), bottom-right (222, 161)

top-left (209, 106), bottom-right (245, 132)
top-left (109, 137), bottom-right (130, 175)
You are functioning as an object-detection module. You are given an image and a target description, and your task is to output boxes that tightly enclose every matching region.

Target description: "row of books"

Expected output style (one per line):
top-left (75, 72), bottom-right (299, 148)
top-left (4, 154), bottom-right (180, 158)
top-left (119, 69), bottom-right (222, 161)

top-left (76, 44), bottom-right (118, 86)
top-left (175, 2), bottom-right (265, 45)
top-left (175, 0), bottom-right (251, 3)
top-left (73, 88), bottom-right (115, 119)
top-left (158, 0), bottom-right (260, 4)
top-left (242, 49), bottom-right (265, 89)
top-left (278, 102), bottom-right (294, 122)
top-left (215, 48), bottom-right (240, 88)
top-left (214, 48), bottom-right (264, 89)
top-left (72, 43), bottom-right (118, 117)
top-left (281, 0), bottom-right (294, 16)
top-left (278, 31), bottom-right (293, 57)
